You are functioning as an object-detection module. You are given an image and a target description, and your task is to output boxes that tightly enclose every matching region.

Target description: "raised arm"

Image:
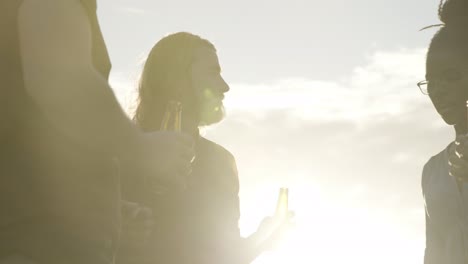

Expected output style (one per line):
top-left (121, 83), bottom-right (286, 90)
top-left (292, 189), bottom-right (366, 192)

top-left (18, 0), bottom-right (141, 156)
top-left (17, 0), bottom-right (194, 188)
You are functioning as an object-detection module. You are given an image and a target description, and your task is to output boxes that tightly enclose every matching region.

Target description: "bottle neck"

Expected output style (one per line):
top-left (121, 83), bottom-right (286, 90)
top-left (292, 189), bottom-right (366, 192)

top-left (455, 123), bottom-right (467, 137)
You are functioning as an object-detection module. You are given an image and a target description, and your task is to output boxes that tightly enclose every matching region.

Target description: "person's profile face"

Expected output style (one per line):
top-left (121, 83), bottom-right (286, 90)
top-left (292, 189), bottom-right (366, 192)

top-left (190, 46), bottom-right (230, 126)
top-left (427, 50), bottom-right (468, 126)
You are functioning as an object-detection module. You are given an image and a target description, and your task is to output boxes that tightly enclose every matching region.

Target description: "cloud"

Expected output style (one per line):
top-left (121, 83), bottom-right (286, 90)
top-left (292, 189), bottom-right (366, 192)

top-left (224, 48), bottom-right (427, 122)
top-left (204, 48), bottom-right (448, 261)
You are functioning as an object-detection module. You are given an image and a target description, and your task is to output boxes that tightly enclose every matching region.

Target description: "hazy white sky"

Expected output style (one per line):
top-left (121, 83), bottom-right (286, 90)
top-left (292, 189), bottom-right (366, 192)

top-left (97, 1), bottom-right (453, 263)
top-left (98, 0), bottom-right (440, 82)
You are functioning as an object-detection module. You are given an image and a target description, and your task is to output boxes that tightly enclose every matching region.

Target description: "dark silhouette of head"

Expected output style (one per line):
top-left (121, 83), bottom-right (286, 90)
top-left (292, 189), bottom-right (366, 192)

top-left (426, 0), bottom-right (468, 131)
top-left (134, 32), bottom-right (230, 132)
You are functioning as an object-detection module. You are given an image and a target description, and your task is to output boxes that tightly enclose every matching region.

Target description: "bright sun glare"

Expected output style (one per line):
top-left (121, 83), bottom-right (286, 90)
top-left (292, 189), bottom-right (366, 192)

top-left (242, 183), bottom-right (424, 264)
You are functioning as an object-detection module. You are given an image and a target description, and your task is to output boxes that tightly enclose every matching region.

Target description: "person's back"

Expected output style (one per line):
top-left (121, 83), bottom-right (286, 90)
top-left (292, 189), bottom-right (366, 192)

top-left (0, 0), bottom-right (32, 230)
top-left (0, 1), bottom-right (119, 263)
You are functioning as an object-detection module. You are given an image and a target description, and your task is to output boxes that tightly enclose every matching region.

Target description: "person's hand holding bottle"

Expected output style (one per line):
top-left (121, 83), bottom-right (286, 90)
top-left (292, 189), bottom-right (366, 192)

top-left (254, 211), bottom-right (295, 251)
top-left (449, 134), bottom-right (468, 182)
top-left (249, 188), bottom-right (295, 253)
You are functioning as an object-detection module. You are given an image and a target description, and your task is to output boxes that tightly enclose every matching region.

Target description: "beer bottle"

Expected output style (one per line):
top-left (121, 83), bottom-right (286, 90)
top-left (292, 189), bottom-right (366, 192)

top-left (160, 100), bottom-right (182, 132)
top-left (254, 187), bottom-right (290, 248)
top-left (275, 187), bottom-right (289, 219)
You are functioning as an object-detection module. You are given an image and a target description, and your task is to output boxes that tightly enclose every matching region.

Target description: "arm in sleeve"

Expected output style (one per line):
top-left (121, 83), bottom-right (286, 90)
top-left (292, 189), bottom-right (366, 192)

top-left (18, 0), bottom-right (142, 158)
top-left (421, 159), bottom-right (444, 264)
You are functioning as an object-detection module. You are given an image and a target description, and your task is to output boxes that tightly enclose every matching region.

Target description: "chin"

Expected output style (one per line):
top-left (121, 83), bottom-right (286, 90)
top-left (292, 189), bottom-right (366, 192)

top-left (436, 103), bottom-right (464, 124)
top-left (206, 113), bottom-right (225, 125)
top-left (199, 108), bottom-right (225, 126)
top-left (200, 103), bottom-right (225, 126)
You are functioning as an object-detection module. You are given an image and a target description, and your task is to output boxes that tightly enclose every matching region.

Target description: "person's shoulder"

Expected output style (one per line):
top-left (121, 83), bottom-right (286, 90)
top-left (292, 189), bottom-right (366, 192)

top-left (424, 143), bottom-right (451, 171)
top-left (198, 137), bottom-right (235, 162)
top-left (422, 143), bottom-right (452, 189)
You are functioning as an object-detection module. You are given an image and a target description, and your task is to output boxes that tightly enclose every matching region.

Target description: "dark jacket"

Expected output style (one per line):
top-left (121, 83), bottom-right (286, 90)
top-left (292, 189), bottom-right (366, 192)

top-left (119, 137), bottom-right (244, 264)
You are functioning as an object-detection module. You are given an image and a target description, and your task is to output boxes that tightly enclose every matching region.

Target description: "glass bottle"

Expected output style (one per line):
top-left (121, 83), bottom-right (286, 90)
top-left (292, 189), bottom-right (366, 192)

top-left (160, 100), bottom-right (182, 132)
top-left (275, 187), bottom-right (289, 219)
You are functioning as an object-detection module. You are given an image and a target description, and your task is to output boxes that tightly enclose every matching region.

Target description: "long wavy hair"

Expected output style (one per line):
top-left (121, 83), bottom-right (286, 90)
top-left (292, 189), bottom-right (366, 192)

top-left (133, 32), bottom-right (216, 131)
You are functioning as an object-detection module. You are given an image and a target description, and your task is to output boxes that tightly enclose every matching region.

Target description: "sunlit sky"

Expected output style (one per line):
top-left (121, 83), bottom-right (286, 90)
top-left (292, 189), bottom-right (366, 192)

top-left (97, 1), bottom-right (451, 263)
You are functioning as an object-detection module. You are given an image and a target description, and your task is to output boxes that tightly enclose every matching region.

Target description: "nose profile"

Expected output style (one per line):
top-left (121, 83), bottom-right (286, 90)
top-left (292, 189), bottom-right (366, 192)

top-left (221, 78), bottom-right (230, 93)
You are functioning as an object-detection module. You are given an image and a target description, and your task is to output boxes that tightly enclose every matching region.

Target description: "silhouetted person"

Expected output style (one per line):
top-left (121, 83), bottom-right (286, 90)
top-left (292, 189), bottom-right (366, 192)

top-left (420, 0), bottom-right (468, 263)
top-left (118, 32), bottom-right (292, 264)
top-left (0, 1), bottom-right (193, 263)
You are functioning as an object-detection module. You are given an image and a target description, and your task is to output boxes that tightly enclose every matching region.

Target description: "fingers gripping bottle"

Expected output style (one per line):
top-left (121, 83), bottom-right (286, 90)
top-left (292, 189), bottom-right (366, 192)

top-left (454, 100), bottom-right (468, 193)
top-left (160, 100), bottom-right (182, 132)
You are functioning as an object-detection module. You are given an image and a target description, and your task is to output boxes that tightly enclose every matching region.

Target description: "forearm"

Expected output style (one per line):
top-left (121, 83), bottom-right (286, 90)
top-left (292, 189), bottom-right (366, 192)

top-left (18, 0), bottom-right (143, 158)
top-left (242, 233), bottom-right (266, 263)
top-left (32, 69), bottom-right (142, 157)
